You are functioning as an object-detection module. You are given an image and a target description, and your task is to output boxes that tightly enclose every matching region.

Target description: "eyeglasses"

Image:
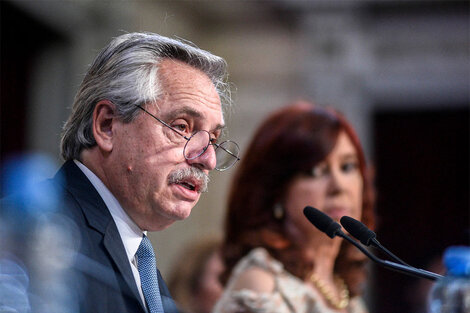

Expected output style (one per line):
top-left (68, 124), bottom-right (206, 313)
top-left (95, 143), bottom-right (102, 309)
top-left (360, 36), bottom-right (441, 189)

top-left (136, 105), bottom-right (240, 171)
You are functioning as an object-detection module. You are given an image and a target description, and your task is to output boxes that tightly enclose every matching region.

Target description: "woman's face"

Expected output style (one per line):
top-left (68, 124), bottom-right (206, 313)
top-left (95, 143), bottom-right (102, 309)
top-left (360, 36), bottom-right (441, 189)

top-left (283, 131), bottom-right (363, 239)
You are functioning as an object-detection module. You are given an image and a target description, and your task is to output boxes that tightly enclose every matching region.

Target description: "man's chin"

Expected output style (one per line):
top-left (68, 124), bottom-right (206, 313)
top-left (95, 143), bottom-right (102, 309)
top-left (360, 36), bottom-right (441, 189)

top-left (175, 205), bottom-right (194, 220)
top-left (165, 203), bottom-right (195, 221)
top-left (141, 204), bottom-right (194, 231)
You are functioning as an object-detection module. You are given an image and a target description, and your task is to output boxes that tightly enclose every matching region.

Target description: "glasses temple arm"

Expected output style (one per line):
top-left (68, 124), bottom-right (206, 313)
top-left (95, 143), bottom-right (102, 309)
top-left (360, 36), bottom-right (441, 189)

top-left (135, 105), bottom-right (190, 140)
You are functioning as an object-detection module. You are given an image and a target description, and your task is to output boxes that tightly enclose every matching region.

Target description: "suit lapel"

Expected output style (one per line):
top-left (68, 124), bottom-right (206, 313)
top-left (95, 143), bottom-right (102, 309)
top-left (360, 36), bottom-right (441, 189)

top-left (57, 161), bottom-right (145, 310)
top-left (157, 269), bottom-right (180, 313)
top-left (102, 222), bottom-right (146, 310)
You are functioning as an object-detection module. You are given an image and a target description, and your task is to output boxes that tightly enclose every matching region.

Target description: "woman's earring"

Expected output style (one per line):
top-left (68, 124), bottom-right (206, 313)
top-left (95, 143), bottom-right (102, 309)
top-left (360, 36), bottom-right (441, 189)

top-left (273, 203), bottom-right (285, 220)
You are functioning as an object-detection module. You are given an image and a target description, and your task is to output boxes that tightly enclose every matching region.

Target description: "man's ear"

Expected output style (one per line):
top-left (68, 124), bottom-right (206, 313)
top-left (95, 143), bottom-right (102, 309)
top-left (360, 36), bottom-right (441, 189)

top-left (93, 100), bottom-right (116, 153)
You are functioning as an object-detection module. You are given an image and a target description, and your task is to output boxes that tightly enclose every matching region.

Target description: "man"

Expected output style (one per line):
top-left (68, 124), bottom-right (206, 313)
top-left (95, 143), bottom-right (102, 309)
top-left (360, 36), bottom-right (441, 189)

top-left (54, 32), bottom-right (239, 312)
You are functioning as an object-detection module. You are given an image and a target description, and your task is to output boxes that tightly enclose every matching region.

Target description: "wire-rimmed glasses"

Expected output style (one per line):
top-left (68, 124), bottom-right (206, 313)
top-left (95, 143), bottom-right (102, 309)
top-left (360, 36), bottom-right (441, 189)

top-left (136, 105), bottom-right (240, 171)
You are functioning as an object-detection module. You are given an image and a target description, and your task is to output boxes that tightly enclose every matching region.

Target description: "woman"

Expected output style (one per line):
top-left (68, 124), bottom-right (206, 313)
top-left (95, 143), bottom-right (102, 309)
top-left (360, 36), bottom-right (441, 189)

top-left (213, 102), bottom-right (375, 313)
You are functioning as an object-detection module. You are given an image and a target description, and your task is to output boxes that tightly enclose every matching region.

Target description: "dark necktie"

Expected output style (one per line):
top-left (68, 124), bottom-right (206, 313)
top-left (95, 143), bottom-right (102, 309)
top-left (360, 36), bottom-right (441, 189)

top-left (136, 235), bottom-right (164, 313)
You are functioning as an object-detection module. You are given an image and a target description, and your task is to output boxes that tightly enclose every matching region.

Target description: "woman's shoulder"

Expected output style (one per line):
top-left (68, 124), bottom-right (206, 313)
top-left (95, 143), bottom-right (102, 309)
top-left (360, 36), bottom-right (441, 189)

top-left (226, 248), bottom-right (283, 292)
top-left (235, 247), bottom-right (284, 274)
top-left (213, 248), bottom-right (290, 313)
top-left (230, 265), bottom-right (275, 293)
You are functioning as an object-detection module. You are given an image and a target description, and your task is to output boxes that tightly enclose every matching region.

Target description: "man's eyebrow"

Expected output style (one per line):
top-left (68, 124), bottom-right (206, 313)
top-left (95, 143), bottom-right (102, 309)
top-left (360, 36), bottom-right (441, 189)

top-left (164, 106), bottom-right (226, 131)
top-left (214, 123), bottom-right (226, 131)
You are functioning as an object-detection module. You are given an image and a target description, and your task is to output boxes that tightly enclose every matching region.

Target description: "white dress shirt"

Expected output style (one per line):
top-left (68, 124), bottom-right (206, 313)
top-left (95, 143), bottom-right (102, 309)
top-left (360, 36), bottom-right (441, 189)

top-left (74, 160), bottom-right (148, 309)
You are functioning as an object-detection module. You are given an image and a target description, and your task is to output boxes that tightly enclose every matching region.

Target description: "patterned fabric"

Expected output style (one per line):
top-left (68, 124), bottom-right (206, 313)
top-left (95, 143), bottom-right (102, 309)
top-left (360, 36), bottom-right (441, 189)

top-left (212, 248), bottom-right (369, 313)
top-left (136, 235), bottom-right (164, 313)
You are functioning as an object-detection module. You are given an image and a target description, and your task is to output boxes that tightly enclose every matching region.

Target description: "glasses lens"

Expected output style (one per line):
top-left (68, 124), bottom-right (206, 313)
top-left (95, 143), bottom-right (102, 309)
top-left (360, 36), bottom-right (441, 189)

top-left (215, 141), bottom-right (240, 171)
top-left (184, 131), bottom-right (210, 160)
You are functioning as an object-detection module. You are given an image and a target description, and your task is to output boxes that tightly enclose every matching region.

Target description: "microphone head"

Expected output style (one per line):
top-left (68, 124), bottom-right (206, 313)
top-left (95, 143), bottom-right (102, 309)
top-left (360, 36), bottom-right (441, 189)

top-left (303, 206), bottom-right (342, 238)
top-left (340, 215), bottom-right (376, 246)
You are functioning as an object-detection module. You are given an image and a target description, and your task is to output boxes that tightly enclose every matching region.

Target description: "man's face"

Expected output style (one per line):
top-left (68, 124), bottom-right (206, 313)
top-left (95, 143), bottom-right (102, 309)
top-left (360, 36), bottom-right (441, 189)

top-left (106, 59), bottom-right (223, 231)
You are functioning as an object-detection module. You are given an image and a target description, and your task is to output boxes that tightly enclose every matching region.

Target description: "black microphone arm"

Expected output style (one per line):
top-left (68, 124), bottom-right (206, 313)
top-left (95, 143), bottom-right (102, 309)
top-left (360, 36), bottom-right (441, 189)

top-left (340, 215), bottom-right (410, 266)
top-left (335, 230), bottom-right (442, 281)
top-left (303, 206), bottom-right (443, 281)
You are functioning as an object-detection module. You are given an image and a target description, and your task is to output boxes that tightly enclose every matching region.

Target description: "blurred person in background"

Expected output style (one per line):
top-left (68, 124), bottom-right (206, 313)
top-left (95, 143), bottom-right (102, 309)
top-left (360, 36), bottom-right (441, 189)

top-left (1, 32), bottom-right (239, 313)
top-left (213, 101), bottom-right (375, 313)
top-left (168, 238), bottom-right (224, 313)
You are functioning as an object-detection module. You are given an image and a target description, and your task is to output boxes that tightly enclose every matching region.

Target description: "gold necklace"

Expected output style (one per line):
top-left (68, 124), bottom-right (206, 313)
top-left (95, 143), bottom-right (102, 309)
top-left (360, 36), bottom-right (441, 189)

top-left (309, 273), bottom-right (350, 310)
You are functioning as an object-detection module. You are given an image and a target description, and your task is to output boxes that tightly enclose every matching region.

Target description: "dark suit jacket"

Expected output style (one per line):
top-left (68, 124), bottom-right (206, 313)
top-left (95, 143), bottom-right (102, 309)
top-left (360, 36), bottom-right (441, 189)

top-left (52, 160), bottom-right (179, 313)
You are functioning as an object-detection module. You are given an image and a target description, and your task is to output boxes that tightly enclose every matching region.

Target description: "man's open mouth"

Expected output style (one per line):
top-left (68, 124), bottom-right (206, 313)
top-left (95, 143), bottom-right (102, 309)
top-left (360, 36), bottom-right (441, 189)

top-left (178, 181), bottom-right (196, 191)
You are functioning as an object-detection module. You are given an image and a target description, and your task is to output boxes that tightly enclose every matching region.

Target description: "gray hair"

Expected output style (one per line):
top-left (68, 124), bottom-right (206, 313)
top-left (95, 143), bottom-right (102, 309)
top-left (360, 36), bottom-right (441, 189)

top-left (60, 32), bottom-right (231, 160)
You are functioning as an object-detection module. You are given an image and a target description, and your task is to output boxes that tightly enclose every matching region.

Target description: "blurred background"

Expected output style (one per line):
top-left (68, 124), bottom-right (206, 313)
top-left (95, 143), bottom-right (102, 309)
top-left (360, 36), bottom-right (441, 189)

top-left (1, 1), bottom-right (468, 312)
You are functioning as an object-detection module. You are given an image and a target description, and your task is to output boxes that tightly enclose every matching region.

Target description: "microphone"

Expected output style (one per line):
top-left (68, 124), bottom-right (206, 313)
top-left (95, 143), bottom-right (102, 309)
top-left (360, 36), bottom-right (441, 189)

top-left (340, 215), bottom-right (410, 266)
top-left (304, 205), bottom-right (342, 238)
top-left (303, 206), bottom-right (443, 281)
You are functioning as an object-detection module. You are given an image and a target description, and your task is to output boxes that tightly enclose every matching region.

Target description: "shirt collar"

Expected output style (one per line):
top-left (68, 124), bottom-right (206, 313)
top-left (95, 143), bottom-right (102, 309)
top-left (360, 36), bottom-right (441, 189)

top-left (73, 160), bottom-right (146, 262)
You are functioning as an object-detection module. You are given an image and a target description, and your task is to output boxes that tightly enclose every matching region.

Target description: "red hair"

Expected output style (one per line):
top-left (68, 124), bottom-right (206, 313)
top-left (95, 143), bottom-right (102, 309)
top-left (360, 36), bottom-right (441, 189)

top-left (221, 101), bottom-right (375, 296)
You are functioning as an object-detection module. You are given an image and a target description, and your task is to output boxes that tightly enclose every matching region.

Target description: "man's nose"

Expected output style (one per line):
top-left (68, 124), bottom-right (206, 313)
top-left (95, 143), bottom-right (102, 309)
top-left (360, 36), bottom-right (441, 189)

top-left (186, 145), bottom-right (217, 171)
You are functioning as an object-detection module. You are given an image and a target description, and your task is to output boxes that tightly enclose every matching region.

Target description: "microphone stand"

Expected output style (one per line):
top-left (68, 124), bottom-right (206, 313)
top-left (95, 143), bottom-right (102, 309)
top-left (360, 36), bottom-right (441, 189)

top-left (369, 237), bottom-right (411, 267)
top-left (337, 232), bottom-right (443, 281)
